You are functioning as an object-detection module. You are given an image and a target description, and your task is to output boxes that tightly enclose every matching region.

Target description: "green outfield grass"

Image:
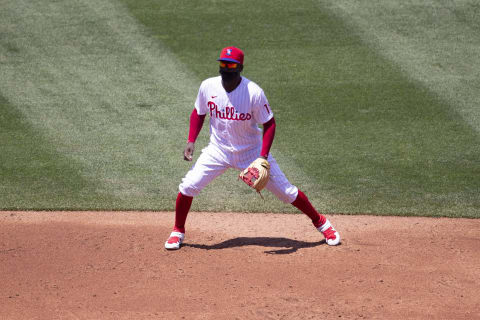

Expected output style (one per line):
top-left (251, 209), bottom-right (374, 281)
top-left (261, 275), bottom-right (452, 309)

top-left (1, 0), bottom-right (479, 217)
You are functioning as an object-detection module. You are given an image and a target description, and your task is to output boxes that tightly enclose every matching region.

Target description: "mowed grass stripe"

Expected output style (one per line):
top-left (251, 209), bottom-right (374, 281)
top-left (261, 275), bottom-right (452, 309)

top-left (0, 0), bottom-right (202, 209)
top-left (326, 0), bottom-right (480, 133)
top-left (0, 95), bottom-right (119, 209)
top-left (316, 0), bottom-right (480, 216)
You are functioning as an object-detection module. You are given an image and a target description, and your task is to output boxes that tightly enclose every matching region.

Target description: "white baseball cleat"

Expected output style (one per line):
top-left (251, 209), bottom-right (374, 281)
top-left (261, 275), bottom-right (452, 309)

top-left (165, 231), bottom-right (185, 250)
top-left (317, 220), bottom-right (341, 246)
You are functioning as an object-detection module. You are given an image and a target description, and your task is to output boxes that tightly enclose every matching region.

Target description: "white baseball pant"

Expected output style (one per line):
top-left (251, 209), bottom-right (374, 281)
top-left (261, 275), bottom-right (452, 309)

top-left (179, 143), bottom-right (298, 203)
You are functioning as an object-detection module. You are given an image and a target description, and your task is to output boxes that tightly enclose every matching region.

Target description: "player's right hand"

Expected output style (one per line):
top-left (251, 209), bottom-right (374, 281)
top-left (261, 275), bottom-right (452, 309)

top-left (184, 142), bottom-right (195, 161)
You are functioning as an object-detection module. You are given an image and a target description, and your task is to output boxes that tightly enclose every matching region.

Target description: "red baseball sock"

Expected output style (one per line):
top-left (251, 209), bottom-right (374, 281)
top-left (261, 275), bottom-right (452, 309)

top-left (174, 192), bottom-right (193, 233)
top-left (291, 190), bottom-right (326, 228)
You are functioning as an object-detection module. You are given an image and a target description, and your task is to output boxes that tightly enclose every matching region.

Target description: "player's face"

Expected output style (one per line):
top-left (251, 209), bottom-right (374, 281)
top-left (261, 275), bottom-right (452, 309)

top-left (219, 61), bottom-right (243, 83)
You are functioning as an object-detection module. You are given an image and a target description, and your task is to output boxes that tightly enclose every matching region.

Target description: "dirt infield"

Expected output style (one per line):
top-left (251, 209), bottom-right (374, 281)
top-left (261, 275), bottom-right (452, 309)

top-left (1, 211), bottom-right (479, 319)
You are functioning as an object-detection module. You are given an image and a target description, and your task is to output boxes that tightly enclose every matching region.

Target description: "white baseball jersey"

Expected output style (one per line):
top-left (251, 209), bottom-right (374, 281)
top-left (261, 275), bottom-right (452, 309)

top-left (195, 76), bottom-right (274, 154)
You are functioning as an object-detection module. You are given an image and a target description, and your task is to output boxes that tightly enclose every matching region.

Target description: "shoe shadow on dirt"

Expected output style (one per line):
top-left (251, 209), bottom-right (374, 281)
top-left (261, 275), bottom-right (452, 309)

top-left (185, 237), bottom-right (325, 254)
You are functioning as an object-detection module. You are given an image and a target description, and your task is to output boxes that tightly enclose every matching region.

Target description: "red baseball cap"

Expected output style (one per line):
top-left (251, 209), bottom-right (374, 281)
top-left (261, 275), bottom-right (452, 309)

top-left (217, 46), bottom-right (244, 65)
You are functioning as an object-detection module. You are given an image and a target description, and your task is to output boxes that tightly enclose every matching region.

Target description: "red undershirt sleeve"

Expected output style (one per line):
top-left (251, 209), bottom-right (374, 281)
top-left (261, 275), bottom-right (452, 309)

top-left (261, 117), bottom-right (276, 158)
top-left (188, 108), bottom-right (206, 143)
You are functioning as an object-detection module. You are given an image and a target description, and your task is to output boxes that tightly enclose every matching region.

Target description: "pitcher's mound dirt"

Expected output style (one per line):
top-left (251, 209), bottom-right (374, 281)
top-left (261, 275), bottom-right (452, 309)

top-left (1, 211), bottom-right (479, 319)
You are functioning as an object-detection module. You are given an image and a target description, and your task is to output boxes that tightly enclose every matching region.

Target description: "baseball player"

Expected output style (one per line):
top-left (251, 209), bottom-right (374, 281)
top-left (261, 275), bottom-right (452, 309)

top-left (165, 46), bottom-right (340, 250)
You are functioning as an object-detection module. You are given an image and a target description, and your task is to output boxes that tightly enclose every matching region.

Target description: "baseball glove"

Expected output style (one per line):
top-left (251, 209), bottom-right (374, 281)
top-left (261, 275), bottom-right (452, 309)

top-left (239, 157), bottom-right (270, 196)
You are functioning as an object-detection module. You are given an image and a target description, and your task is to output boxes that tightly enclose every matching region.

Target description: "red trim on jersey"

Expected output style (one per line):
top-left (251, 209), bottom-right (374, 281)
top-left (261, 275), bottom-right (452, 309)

top-left (261, 117), bottom-right (276, 158)
top-left (188, 108), bottom-right (206, 143)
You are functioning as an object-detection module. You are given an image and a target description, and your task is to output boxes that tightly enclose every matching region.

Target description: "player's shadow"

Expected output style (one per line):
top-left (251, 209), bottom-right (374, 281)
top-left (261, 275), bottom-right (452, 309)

top-left (185, 237), bottom-right (325, 254)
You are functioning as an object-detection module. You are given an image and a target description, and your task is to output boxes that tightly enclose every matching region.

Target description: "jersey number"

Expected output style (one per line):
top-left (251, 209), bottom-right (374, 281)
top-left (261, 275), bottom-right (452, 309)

top-left (264, 104), bottom-right (270, 114)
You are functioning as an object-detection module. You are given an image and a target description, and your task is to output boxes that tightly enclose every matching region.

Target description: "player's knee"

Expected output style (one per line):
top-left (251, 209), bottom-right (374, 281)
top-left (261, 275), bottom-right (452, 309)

top-left (283, 185), bottom-right (298, 203)
top-left (268, 184), bottom-right (298, 204)
top-left (179, 182), bottom-right (201, 198)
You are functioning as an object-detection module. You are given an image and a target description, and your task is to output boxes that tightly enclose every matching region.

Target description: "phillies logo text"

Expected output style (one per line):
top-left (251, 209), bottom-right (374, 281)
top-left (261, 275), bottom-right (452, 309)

top-left (208, 101), bottom-right (252, 121)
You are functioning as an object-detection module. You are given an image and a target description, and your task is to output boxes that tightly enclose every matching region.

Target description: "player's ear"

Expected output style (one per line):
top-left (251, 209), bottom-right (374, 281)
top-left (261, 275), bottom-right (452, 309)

top-left (238, 64), bottom-right (244, 72)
